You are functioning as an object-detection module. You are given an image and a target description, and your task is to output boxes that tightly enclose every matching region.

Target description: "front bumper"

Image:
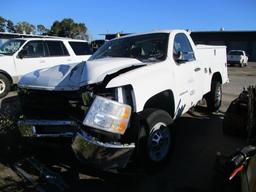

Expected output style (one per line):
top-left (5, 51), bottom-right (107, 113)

top-left (18, 119), bottom-right (136, 171)
top-left (228, 60), bottom-right (242, 64)
top-left (71, 130), bottom-right (135, 171)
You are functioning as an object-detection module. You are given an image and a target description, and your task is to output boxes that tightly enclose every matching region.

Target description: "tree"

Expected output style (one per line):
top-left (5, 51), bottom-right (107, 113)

top-left (6, 20), bottom-right (16, 33)
top-left (37, 24), bottom-right (49, 35)
top-left (15, 21), bottom-right (36, 34)
top-left (49, 21), bottom-right (61, 36)
top-left (0, 16), bottom-right (6, 32)
top-left (49, 18), bottom-right (89, 40)
top-left (71, 23), bottom-right (89, 40)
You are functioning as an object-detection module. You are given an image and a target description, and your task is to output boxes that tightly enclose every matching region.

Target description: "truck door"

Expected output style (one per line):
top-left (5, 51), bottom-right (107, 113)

top-left (172, 33), bottom-right (202, 116)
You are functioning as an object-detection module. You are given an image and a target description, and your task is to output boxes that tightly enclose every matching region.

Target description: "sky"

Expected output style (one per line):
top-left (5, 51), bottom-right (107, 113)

top-left (1, 0), bottom-right (256, 39)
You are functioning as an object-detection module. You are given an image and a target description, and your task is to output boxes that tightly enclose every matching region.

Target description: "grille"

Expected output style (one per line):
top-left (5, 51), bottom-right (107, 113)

top-left (19, 89), bottom-right (87, 120)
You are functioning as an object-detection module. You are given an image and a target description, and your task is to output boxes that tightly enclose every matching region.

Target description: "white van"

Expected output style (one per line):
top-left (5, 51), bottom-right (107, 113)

top-left (0, 38), bottom-right (92, 98)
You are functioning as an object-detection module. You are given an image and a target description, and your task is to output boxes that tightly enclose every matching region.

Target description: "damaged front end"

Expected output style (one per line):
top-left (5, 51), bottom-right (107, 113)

top-left (18, 85), bottom-right (137, 170)
top-left (17, 60), bottom-right (142, 171)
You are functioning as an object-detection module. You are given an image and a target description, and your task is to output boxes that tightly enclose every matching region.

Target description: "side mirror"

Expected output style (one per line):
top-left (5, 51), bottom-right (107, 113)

top-left (18, 49), bottom-right (28, 59)
top-left (174, 51), bottom-right (184, 63)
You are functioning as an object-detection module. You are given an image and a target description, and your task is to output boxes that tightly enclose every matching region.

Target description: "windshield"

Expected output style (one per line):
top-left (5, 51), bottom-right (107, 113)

top-left (0, 39), bottom-right (25, 55)
top-left (89, 33), bottom-right (169, 62)
top-left (229, 51), bottom-right (243, 56)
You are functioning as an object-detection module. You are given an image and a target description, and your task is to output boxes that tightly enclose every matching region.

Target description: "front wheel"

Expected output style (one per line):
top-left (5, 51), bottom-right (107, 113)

top-left (0, 74), bottom-right (11, 98)
top-left (205, 81), bottom-right (222, 112)
top-left (138, 109), bottom-right (173, 169)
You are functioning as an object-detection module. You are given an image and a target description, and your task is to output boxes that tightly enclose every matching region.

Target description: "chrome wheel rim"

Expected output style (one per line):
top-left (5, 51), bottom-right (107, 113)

top-left (0, 79), bottom-right (6, 94)
top-left (148, 122), bottom-right (170, 162)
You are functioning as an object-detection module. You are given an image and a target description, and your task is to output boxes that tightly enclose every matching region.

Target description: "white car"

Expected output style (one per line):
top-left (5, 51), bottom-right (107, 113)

top-left (227, 50), bottom-right (248, 67)
top-left (0, 38), bottom-right (92, 98)
top-left (18, 30), bottom-right (228, 171)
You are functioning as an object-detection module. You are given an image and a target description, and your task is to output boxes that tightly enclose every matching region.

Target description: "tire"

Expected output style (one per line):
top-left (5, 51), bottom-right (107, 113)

top-left (205, 81), bottom-right (222, 112)
top-left (138, 109), bottom-right (173, 170)
top-left (0, 74), bottom-right (11, 98)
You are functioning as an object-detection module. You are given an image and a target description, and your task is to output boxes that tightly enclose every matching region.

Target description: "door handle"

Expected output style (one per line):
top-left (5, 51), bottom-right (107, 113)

top-left (194, 67), bottom-right (201, 72)
top-left (40, 60), bottom-right (45, 63)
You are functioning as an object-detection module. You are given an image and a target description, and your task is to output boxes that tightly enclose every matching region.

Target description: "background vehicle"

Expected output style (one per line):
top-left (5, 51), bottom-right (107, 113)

top-left (18, 30), bottom-right (228, 171)
top-left (90, 39), bottom-right (105, 53)
top-left (227, 50), bottom-right (248, 67)
top-left (0, 38), bottom-right (92, 98)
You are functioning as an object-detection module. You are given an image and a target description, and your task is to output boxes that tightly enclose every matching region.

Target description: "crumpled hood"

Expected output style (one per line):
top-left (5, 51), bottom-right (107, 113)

top-left (18, 57), bottom-right (144, 91)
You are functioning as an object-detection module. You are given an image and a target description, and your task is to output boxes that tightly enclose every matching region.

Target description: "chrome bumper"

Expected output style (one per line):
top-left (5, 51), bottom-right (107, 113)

top-left (76, 130), bottom-right (135, 149)
top-left (72, 130), bottom-right (135, 171)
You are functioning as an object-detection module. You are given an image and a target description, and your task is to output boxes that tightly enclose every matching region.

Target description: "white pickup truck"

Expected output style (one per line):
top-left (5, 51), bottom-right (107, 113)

top-left (18, 30), bottom-right (228, 171)
top-left (227, 50), bottom-right (248, 67)
top-left (0, 38), bottom-right (92, 98)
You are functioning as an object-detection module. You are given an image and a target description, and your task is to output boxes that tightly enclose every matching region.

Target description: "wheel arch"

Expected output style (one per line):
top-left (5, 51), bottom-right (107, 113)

top-left (143, 90), bottom-right (175, 119)
top-left (211, 72), bottom-right (222, 84)
top-left (0, 70), bottom-right (13, 84)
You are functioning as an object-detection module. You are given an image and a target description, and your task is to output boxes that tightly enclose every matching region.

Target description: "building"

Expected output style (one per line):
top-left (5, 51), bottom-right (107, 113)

top-left (191, 31), bottom-right (256, 61)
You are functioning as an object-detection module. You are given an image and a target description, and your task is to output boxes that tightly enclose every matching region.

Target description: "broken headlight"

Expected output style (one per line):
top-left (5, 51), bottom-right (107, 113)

top-left (83, 96), bottom-right (131, 135)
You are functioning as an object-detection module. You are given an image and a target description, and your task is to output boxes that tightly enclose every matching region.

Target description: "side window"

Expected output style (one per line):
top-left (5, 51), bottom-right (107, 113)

top-left (45, 41), bottom-right (69, 56)
top-left (22, 41), bottom-right (44, 58)
top-left (173, 33), bottom-right (195, 62)
top-left (68, 41), bottom-right (92, 55)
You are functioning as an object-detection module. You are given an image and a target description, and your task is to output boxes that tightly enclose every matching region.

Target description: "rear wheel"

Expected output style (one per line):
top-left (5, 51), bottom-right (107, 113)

top-left (206, 81), bottom-right (222, 112)
top-left (0, 74), bottom-right (11, 98)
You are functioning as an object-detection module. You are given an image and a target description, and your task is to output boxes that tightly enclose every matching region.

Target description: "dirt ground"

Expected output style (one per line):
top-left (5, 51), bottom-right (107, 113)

top-left (0, 62), bottom-right (255, 192)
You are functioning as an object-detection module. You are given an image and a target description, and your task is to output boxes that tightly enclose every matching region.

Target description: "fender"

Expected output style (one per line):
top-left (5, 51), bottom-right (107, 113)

top-left (106, 62), bottom-right (178, 113)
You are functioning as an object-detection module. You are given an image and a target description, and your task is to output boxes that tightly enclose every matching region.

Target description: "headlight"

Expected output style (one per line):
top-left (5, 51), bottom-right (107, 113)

top-left (83, 96), bottom-right (131, 135)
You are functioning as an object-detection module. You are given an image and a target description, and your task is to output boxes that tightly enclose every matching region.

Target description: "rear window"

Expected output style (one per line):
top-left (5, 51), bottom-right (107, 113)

top-left (229, 51), bottom-right (243, 56)
top-left (68, 41), bottom-right (92, 55)
top-left (45, 41), bottom-right (69, 56)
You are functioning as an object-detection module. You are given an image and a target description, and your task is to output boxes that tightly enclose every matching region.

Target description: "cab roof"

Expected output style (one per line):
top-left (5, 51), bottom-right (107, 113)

top-left (108, 29), bottom-right (190, 40)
